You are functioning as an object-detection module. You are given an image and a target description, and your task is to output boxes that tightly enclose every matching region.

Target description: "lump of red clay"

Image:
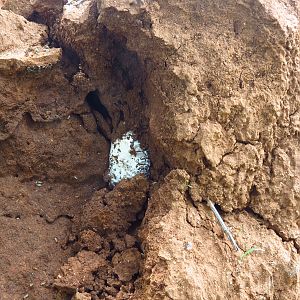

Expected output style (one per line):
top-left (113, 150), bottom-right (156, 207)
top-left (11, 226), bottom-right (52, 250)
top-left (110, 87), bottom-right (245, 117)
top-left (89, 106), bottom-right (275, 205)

top-left (54, 251), bottom-right (106, 293)
top-left (79, 175), bottom-right (149, 234)
top-left (112, 248), bottom-right (141, 282)
top-left (72, 292), bottom-right (91, 300)
top-left (78, 230), bottom-right (103, 252)
top-left (124, 234), bottom-right (137, 248)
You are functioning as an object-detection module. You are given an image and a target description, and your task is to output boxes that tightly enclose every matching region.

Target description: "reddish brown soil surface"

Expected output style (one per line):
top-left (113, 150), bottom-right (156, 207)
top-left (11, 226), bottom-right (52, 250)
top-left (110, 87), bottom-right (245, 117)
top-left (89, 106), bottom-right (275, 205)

top-left (0, 0), bottom-right (299, 299)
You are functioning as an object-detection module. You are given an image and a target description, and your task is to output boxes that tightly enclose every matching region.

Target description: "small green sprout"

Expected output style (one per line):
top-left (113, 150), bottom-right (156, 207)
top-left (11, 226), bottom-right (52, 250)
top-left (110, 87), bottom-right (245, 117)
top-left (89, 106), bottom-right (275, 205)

top-left (239, 246), bottom-right (264, 261)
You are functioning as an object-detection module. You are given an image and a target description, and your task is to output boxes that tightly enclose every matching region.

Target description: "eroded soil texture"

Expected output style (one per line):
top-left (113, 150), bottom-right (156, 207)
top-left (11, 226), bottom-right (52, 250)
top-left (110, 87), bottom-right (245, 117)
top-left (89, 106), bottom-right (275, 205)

top-left (0, 0), bottom-right (299, 299)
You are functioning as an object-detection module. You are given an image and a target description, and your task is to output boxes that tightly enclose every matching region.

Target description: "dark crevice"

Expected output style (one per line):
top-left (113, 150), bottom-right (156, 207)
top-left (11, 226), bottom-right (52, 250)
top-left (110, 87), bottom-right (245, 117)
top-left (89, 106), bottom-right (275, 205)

top-left (127, 193), bottom-right (150, 235)
top-left (40, 213), bottom-right (74, 224)
top-left (60, 47), bottom-right (81, 82)
top-left (202, 157), bottom-right (213, 169)
top-left (2, 213), bottom-right (73, 224)
top-left (86, 91), bottom-right (112, 123)
top-left (249, 185), bottom-right (259, 198)
top-left (236, 139), bottom-right (257, 146)
top-left (149, 154), bottom-right (171, 181)
top-left (185, 181), bottom-right (200, 212)
top-left (96, 28), bottom-right (151, 162)
top-left (86, 90), bottom-right (113, 142)
top-left (244, 206), bottom-right (299, 253)
top-left (118, 110), bottom-right (125, 125)
top-left (1, 213), bottom-right (21, 219)
top-left (28, 11), bottom-right (45, 24)
top-left (73, 113), bottom-right (85, 128)
top-left (243, 206), bottom-right (266, 224)
top-left (47, 33), bottom-right (61, 48)
top-left (63, 233), bottom-right (79, 251)
top-left (110, 39), bottom-right (145, 91)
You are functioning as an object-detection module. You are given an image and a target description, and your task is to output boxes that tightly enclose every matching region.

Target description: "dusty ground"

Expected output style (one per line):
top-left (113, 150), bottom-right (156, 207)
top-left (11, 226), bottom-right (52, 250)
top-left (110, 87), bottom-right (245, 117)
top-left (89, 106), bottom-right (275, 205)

top-left (0, 0), bottom-right (299, 299)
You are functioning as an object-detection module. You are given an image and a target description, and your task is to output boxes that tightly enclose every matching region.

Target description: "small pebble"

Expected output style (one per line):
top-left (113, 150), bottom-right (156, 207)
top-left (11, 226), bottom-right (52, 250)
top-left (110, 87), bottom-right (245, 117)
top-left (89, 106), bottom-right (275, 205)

top-left (184, 241), bottom-right (193, 251)
top-left (35, 180), bottom-right (43, 187)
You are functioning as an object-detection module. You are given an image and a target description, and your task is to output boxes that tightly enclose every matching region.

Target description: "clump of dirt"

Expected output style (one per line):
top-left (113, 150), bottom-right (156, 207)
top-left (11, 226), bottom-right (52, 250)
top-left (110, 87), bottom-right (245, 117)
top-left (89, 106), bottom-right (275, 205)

top-left (76, 175), bottom-right (149, 234)
top-left (0, 114), bottom-right (109, 185)
top-left (0, 0), bottom-right (299, 299)
top-left (54, 176), bottom-right (148, 299)
top-left (137, 169), bottom-right (299, 299)
top-left (54, 242), bottom-right (141, 299)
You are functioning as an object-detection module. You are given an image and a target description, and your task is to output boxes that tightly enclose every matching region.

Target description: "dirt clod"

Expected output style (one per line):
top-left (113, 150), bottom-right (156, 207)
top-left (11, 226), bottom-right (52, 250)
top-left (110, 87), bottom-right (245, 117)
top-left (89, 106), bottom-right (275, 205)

top-left (72, 291), bottom-right (92, 300)
top-left (112, 248), bottom-right (141, 282)
top-left (78, 175), bottom-right (149, 235)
